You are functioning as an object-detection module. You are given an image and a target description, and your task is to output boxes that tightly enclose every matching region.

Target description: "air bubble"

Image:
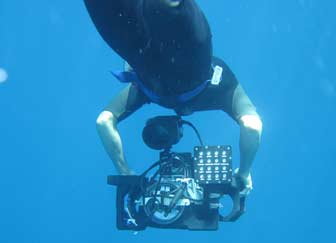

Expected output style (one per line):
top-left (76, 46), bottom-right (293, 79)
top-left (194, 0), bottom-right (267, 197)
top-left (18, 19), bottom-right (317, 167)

top-left (0, 68), bottom-right (8, 83)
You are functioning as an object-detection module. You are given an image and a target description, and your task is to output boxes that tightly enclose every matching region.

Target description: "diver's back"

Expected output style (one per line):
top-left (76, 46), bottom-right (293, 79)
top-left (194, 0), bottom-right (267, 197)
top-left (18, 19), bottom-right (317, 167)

top-left (85, 0), bottom-right (213, 95)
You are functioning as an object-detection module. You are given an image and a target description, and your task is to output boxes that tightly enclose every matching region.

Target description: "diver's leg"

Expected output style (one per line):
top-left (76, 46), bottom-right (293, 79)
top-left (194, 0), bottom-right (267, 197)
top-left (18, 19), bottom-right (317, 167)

top-left (96, 84), bottom-right (149, 175)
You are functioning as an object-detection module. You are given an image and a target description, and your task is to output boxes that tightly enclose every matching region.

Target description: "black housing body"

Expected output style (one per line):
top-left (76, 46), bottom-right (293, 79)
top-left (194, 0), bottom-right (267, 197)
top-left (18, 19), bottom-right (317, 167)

top-left (107, 147), bottom-right (245, 231)
top-left (108, 176), bottom-right (225, 231)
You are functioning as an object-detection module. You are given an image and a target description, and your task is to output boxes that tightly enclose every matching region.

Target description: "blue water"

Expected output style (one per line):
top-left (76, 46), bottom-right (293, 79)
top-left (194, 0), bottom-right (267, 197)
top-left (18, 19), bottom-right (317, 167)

top-left (1, 0), bottom-right (335, 242)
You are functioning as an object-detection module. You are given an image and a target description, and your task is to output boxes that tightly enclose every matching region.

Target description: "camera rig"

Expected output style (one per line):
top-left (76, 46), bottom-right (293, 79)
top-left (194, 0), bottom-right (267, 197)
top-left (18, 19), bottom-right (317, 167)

top-left (108, 116), bottom-right (246, 231)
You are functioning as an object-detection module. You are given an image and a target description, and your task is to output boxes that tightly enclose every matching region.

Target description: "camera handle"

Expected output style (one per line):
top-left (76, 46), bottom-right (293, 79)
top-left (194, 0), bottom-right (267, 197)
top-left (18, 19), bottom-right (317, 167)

top-left (219, 185), bottom-right (246, 222)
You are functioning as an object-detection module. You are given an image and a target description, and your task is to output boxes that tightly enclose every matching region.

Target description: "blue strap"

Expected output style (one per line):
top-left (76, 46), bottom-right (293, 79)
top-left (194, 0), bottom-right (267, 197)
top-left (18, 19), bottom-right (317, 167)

top-left (110, 71), bottom-right (138, 84)
top-left (111, 70), bottom-right (210, 106)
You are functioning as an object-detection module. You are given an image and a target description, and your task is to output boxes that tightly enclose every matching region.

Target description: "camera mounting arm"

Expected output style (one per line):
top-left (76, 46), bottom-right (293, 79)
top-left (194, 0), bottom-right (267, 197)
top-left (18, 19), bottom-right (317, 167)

top-left (219, 186), bottom-right (246, 222)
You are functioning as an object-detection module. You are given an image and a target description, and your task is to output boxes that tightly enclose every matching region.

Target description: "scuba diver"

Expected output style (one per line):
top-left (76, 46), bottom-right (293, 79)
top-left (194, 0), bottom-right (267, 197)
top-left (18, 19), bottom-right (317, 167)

top-left (84, 0), bottom-right (262, 196)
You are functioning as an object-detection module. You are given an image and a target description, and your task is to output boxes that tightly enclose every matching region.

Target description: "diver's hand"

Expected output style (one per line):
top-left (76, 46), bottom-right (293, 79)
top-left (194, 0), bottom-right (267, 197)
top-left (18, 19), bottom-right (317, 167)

top-left (232, 168), bottom-right (253, 197)
top-left (119, 169), bottom-right (136, 176)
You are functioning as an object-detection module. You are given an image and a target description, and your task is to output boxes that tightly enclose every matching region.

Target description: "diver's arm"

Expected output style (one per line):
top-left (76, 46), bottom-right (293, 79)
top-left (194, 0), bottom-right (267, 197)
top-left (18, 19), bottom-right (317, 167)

top-left (96, 111), bottom-right (132, 175)
top-left (237, 115), bottom-right (262, 179)
top-left (96, 84), bottom-right (148, 175)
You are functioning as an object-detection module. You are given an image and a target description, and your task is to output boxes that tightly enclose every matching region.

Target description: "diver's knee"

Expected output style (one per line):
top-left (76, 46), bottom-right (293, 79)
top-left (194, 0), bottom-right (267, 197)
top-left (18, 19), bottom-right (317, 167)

top-left (96, 111), bottom-right (116, 127)
top-left (239, 115), bottom-right (263, 134)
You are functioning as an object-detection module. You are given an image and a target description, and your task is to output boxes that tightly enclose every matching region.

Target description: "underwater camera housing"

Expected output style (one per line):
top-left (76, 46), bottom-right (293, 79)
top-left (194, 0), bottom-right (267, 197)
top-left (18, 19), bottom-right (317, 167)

top-left (108, 116), bottom-right (246, 231)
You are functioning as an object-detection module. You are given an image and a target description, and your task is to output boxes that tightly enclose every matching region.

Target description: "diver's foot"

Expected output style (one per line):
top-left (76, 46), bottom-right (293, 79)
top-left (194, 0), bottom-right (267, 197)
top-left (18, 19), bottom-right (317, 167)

top-left (232, 169), bottom-right (253, 197)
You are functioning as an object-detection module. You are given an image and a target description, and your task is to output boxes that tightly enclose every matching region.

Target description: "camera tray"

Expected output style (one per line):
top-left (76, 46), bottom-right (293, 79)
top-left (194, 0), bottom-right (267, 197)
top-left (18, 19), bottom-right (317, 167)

top-left (107, 145), bottom-right (246, 231)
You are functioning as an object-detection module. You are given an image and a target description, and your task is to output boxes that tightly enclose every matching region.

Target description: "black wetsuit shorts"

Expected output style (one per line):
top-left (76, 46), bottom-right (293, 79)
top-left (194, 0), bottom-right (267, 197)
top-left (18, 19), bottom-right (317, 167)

top-left (105, 58), bottom-right (258, 122)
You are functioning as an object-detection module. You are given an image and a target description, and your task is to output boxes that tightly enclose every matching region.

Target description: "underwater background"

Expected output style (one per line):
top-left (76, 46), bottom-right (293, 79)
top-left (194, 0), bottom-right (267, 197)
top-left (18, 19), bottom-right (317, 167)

top-left (1, 0), bottom-right (335, 242)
